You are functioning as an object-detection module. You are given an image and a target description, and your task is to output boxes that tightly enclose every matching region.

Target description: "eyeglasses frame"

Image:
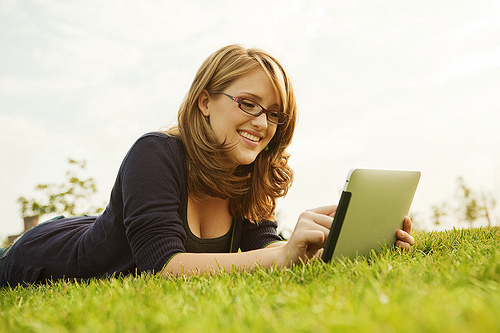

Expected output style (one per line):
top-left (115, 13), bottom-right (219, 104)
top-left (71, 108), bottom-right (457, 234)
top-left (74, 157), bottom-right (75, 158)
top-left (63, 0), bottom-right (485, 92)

top-left (211, 92), bottom-right (289, 125)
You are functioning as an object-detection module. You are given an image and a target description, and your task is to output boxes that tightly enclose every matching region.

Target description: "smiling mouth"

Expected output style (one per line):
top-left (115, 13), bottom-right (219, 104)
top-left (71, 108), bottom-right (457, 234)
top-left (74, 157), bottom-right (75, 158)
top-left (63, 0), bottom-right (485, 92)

top-left (238, 131), bottom-right (261, 143)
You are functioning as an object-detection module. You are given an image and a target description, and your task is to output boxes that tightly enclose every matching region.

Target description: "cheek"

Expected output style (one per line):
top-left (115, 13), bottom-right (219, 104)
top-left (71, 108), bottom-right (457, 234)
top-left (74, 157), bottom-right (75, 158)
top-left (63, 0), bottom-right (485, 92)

top-left (209, 113), bottom-right (234, 142)
top-left (211, 122), bottom-right (228, 142)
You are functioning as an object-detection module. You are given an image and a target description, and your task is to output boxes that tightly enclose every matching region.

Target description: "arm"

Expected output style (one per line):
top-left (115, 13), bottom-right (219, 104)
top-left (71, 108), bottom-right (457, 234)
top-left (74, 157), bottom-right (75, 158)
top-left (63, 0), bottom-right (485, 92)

top-left (162, 246), bottom-right (284, 276)
top-left (162, 205), bottom-right (336, 276)
top-left (119, 134), bottom-right (188, 273)
top-left (161, 207), bottom-right (413, 277)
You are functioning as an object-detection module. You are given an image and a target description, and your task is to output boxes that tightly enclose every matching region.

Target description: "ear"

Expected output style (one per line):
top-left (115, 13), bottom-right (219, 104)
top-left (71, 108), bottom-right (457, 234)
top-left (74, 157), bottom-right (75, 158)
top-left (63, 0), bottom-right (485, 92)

top-left (198, 89), bottom-right (211, 117)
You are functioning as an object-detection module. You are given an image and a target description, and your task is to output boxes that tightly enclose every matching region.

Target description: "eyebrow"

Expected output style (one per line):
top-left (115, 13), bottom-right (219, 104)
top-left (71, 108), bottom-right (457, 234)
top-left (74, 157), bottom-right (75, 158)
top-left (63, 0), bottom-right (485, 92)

top-left (238, 92), bottom-right (281, 109)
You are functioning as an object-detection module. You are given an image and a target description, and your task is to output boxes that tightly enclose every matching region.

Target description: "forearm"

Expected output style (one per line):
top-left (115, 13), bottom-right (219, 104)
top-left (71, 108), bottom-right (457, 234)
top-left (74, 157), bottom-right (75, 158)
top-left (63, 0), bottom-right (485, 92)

top-left (161, 242), bottom-right (287, 277)
top-left (161, 205), bottom-right (338, 277)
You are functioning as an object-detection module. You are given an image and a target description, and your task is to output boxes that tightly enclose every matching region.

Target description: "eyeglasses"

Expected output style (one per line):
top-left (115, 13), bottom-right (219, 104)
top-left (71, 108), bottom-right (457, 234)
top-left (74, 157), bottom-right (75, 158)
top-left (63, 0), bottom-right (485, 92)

top-left (213, 92), bottom-right (289, 125)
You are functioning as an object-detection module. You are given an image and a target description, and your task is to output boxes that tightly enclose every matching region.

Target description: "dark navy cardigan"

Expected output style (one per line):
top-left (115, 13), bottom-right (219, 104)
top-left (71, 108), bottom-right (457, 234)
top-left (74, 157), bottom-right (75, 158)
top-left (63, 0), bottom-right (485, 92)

top-left (1, 132), bottom-right (281, 287)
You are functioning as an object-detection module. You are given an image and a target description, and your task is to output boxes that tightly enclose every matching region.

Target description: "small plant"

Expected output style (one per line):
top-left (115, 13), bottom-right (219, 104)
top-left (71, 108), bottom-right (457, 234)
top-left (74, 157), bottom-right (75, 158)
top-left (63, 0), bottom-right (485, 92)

top-left (431, 202), bottom-right (448, 226)
top-left (430, 177), bottom-right (497, 228)
top-left (17, 159), bottom-right (103, 218)
top-left (455, 177), bottom-right (497, 227)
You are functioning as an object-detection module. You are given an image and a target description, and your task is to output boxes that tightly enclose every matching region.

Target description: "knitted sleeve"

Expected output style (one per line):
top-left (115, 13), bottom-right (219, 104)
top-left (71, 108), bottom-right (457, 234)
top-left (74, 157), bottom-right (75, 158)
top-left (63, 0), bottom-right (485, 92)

top-left (119, 133), bottom-right (187, 273)
top-left (239, 219), bottom-right (283, 252)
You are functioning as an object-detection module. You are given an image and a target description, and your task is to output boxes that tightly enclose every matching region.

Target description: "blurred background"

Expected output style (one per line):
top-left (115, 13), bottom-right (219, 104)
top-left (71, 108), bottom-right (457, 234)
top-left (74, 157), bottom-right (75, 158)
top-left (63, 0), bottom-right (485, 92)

top-left (1, 0), bottom-right (499, 241)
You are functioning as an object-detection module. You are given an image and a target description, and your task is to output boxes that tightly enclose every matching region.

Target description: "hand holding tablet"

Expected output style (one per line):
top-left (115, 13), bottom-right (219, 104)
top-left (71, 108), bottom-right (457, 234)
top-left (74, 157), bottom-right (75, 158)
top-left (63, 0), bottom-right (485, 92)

top-left (321, 168), bottom-right (421, 262)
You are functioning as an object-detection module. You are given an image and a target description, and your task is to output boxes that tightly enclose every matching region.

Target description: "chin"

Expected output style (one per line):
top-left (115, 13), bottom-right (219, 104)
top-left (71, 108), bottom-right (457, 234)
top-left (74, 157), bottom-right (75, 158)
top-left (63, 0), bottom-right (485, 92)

top-left (233, 154), bottom-right (259, 166)
top-left (237, 158), bottom-right (257, 166)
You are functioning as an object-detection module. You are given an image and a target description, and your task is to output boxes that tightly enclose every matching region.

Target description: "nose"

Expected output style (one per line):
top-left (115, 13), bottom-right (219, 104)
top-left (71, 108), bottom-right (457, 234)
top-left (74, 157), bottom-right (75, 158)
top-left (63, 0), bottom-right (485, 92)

top-left (250, 112), bottom-right (268, 129)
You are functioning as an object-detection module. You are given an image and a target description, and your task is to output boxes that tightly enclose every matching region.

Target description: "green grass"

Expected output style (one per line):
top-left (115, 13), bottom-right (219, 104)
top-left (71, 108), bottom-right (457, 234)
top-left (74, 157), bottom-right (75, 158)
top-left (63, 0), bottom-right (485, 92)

top-left (1, 227), bottom-right (499, 332)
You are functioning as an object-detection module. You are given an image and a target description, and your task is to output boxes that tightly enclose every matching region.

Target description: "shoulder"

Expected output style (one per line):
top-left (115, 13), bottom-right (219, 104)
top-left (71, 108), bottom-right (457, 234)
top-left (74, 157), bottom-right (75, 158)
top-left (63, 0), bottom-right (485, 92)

top-left (137, 131), bottom-right (183, 149)
top-left (128, 132), bottom-right (185, 160)
top-left (119, 132), bottom-right (186, 176)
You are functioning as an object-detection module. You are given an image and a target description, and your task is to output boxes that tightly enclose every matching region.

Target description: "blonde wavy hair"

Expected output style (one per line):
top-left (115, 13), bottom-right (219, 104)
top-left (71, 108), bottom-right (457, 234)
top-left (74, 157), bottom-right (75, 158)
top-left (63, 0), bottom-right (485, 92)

top-left (166, 44), bottom-right (297, 222)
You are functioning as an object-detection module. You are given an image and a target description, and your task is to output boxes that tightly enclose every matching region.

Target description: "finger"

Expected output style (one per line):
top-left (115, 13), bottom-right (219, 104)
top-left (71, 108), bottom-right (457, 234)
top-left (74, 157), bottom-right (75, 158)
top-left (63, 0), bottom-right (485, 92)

top-left (395, 240), bottom-right (411, 251)
top-left (306, 205), bottom-right (337, 217)
top-left (297, 219), bottom-right (331, 241)
top-left (397, 229), bottom-right (415, 246)
top-left (403, 216), bottom-right (412, 234)
top-left (315, 214), bottom-right (334, 229)
top-left (300, 211), bottom-right (334, 229)
top-left (309, 229), bottom-right (327, 245)
top-left (313, 248), bottom-right (324, 259)
top-left (304, 230), bottom-right (328, 258)
top-left (294, 228), bottom-right (328, 249)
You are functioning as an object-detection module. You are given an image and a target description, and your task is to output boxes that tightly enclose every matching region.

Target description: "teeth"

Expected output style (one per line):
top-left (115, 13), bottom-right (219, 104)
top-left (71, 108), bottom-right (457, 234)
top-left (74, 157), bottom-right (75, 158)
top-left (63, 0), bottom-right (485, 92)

top-left (238, 131), bottom-right (260, 142)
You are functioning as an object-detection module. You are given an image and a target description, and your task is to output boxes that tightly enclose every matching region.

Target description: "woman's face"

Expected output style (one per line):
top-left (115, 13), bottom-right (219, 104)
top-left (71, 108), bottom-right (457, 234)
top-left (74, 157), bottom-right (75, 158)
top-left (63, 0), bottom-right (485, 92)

top-left (199, 68), bottom-right (279, 166)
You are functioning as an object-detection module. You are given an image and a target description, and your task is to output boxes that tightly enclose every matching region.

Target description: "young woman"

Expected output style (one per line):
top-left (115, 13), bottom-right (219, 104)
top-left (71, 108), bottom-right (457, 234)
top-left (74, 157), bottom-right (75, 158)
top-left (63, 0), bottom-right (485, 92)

top-left (0, 44), bottom-right (414, 287)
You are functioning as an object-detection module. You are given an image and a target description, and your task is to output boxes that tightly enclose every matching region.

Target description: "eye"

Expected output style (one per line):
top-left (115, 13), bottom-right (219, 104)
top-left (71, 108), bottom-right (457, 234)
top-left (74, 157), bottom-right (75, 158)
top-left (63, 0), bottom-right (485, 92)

top-left (241, 99), bottom-right (257, 109)
top-left (268, 111), bottom-right (280, 118)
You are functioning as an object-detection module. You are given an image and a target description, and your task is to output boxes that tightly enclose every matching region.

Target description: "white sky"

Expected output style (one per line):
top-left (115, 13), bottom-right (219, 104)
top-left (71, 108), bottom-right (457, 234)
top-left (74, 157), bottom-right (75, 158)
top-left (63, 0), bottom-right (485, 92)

top-left (1, 0), bottom-right (499, 240)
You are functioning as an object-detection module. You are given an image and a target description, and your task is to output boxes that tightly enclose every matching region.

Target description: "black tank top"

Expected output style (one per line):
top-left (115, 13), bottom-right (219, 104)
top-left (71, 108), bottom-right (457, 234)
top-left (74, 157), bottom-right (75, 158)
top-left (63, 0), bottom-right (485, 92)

top-left (183, 220), bottom-right (234, 253)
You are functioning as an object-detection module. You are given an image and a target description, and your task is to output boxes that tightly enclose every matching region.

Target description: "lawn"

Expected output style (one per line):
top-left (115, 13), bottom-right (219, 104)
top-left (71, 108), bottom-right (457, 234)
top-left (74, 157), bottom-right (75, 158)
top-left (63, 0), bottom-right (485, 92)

top-left (1, 226), bottom-right (499, 332)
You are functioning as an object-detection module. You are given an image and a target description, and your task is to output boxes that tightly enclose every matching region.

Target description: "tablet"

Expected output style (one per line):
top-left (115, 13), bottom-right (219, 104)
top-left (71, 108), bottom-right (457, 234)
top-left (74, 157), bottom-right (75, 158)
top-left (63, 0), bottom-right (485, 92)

top-left (321, 168), bottom-right (421, 262)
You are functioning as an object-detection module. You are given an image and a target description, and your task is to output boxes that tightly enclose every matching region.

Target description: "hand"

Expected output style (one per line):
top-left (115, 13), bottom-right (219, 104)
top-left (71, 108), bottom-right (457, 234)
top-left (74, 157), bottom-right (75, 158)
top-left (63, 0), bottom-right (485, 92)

top-left (395, 216), bottom-right (414, 251)
top-left (281, 205), bottom-right (336, 267)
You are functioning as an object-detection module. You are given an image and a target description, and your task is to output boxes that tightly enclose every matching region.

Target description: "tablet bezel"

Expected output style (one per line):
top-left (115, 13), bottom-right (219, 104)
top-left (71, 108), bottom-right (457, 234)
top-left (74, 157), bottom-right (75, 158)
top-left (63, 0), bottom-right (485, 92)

top-left (322, 168), bottom-right (421, 262)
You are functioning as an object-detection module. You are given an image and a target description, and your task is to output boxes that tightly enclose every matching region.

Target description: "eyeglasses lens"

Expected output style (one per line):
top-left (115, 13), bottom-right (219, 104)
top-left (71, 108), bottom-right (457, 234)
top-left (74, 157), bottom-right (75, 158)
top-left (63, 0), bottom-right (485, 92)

top-left (239, 98), bottom-right (285, 124)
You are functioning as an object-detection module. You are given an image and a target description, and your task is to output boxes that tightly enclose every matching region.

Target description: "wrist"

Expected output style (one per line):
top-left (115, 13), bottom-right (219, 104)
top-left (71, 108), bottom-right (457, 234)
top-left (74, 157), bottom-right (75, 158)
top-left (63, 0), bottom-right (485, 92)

top-left (272, 242), bottom-right (291, 268)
